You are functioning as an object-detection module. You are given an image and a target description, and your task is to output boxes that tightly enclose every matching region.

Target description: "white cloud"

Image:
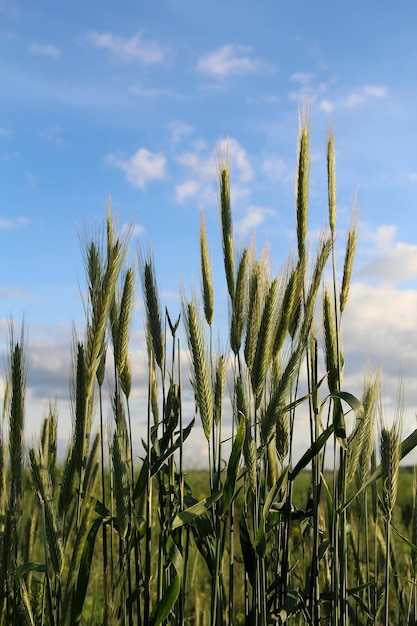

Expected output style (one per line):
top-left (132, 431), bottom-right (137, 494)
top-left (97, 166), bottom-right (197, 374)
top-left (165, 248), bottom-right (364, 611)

top-left (363, 85), bottom-right (388, 99)
top-left (29, 338), bottom-right (71, 400)
top-left (175, 146), bottom-right (216, 204)
top-left (120, 223), bottom-right (144, 240)
top-left (360, 241), bottom-right (417, 286)
top-left (197, 44), bottom-right (265, 79)
top-left (175, 137), bottom-right (253, 205)
top-left (39, 124), bottom-right (64, 146)
top-left (168, 120), bottom-right (194, 144)
top-left (290, 72), bottom-right (315, 85)
top-left (29, 42), bottom-right (61, 58)
top-left (343, 282), bottom-right (417, 386)
top-left (108, 148), bottom-right (167, 188)
top-left (318, 84), bottom-right (388, 113)
top-left (319, 99), bottom-right (334, 113)
top-left (0, 127), bottom-right (11, 137)
top-left (354, 225), bottom-right (417, 286)
top-left (175, 180), bottom-right (201, 203)
top-left (0, 287), bottom-right (29, 299)
top-left (262, 155), bottom-right (291, 182)
top-left (0, 215), bottom-right (28, 229)
top-left (87, 30), bottom-right (165, 64)
top-left (312, 275), bottom-right (417, 452)
top-left (235, 205), bottom-right (276, 238)
top-left (362, 224), bottom-right (397, 251)
top-left (408, 172), bottom-right (417, 182)
top-left (219, 137), bottom-right (253, 182)
top-left (289, 72), bottom-right (328, 104)
top-left (128, 85), bottom-right (183, 99)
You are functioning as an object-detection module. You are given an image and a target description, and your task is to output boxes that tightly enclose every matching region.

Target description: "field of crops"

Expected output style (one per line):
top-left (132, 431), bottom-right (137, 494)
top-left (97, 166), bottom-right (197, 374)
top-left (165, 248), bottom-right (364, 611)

top-left (2, 116), bottom-right (417, 625)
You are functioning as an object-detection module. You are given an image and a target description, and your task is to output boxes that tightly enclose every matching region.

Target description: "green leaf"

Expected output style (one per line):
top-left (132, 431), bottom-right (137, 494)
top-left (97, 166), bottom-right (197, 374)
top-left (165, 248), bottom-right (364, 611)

top-left (263, 466), bottom-right (288, 518)
top-left (255, 511), bottom-right (266, 557)
top-left (239, 510), bottom-right (256, 588)
top-left (171, 490), bottom-right (222, 529)
top-left (347, 580), bottom-right (376, 594)
top-left (220, 417), bottom-right (245, 516)
top-left (150, 575), bottom-right (180, 626)
top-left (159, 382), bottom-right (180, 453)
top-left (151, 419), bottom-right (195, 476)
top-left (329, 390), bottom-right (364, 449)
top-left (289, 424), bottom-right (334, 480)
top-left (391, 523), bottom-right (417, 554)
top-left (332, 397), bottom-right (347, 449)
top-left (167, 536), bottom-right (185, 585)
top-left (318, 539), bottom-right (330, 562)
top-left (132, 457), bottom-right (148, 501)
top-left (72, 517), bottom-right (102, 624)
top-left (320, 472), bottom-right (334, 529)
top-left (17, 562), bottom-right (47, 577)
top-left (189, 511), bottom-right (216, 573)
top-left (349, 593), bottom-right (373, 619)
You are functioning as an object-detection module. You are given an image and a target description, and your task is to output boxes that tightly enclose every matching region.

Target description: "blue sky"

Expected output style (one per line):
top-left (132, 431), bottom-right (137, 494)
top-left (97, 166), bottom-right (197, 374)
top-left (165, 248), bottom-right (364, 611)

top-left (1, 0), bottom-right (417, 463)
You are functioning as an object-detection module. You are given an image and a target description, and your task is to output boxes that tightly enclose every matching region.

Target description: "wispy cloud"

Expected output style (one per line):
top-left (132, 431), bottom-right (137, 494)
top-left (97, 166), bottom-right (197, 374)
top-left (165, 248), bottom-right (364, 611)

top-left (220, 137), bottom-right (253, 182)
top-left (168, 120), bottom-right (194, 144)
top-left (289, 72), bottom-right (329, 104)
top-left (175, 137), bottom-right (253, 205)
top-left (235, 205), bottom-right (277, 238)
top-left (39, 125), bottom-right (64, 147)
top-left (319, 84), bottom-right (388, 112)
top-left (175, 179), bottom-right (201, 203)
top-left (362, 224), bottom-right (397, 251)
top-left (262, 154), bottom-right (292, 182)
top-left (175, 143), bottom-right (216, 203)
top-left (289, 74), bottom-right (388, 113)
top-left (358, 225), bottom-right (417, 286)
top-left (27, 332), bottom-right (72, 400)
top-left (0, 127), bottom-right (11, 137)
top-left (108, 148), bottom-right (167, 188)
top-left (128, 84), bottom-right (182, 99)
top-left (0, 215), bottom-right (28, 229)
top-left (345, 85), bottom-right (388, 107)
top-left (29, 42), bottom-right (61, 58)
top-left (120, 223), bottom-right (144, 240)
top-left (343, 282), bottom-right (417, 381)
top-left (0, 287), bottom-right (30, 299)
top-left (197, 44), bottom-right (268, 79)
top-left (87, 30), bottom-right (166, 64)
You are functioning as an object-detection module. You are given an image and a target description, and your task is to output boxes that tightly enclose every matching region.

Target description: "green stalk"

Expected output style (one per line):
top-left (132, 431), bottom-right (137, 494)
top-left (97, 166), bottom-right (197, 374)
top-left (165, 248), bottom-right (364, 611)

top-left (144, 357), bottom-right (153, 625)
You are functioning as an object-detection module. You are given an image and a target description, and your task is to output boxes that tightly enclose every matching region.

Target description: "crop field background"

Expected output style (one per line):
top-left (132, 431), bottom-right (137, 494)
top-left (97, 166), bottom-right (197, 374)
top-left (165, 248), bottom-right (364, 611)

top-left (2, 117), bottom-right (417, 626)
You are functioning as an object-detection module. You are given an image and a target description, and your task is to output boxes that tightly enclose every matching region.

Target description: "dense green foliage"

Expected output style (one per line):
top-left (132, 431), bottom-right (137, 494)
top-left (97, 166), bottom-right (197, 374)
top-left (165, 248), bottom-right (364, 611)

top-left (1, 118), bottom-right (417, 625)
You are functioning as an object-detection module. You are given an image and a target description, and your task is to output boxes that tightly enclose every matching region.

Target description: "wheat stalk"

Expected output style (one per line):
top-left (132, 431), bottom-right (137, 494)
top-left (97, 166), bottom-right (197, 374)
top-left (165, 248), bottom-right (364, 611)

top-left (213, 355), bottom-right (226, 426)
top-left (296, 108), bottom-right (310, 262)
top-left (273, 262), bottom-right (301, 356)
top-left (8, 326), bottom-right (26, 509)
top-left (218, 148), bottom-right (235, 302)
top-left (340, 209), bottom-right (358, 314)
top-left (182, 299), bottom-right (213, 441)
top-left (327, 127), bottom-right (337, 236)
top-left (141, 255), bottom-right (165, 370)
top-left (115, 266), bottom-right (135, 376)
top-left (230, 248), bottom-right (248, 355)
top-left (251, 277), bottom-right (278, 407)
top-left (29, 447), bottom-right (64, 577)
top-left (323, 288), bottom-right (339, 394)
top-left (200, 213), bottom-right (214, 326)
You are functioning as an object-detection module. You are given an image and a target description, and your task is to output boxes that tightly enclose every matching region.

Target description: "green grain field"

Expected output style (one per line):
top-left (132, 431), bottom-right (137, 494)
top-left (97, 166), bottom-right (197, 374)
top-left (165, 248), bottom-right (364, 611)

top-left (1, 116), bottom-right (417, 625)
